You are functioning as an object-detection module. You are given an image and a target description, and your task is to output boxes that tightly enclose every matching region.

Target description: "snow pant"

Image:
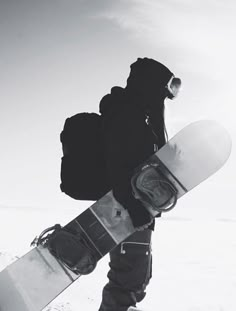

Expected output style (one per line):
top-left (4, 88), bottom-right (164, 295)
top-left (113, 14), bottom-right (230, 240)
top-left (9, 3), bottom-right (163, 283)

top-left (98, 229), bottom-right (152, 311)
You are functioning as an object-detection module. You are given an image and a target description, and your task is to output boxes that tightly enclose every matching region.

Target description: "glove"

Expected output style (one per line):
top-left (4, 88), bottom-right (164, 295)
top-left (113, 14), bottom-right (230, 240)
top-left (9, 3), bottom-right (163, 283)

top-left (112, 185), bottom-right (154, 230)
top-left (125, 196), bottom-right (154, 229)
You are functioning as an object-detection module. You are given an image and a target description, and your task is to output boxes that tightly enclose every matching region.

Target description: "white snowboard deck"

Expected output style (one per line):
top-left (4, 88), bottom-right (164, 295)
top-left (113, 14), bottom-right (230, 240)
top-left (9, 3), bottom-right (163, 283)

top-left (0, 246), bottom-right (79, 311)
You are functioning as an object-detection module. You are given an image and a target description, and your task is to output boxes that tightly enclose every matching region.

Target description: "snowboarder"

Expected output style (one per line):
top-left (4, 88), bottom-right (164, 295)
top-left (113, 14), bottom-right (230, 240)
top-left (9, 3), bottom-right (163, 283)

top-left (98, 57), bottom-right (181, 311)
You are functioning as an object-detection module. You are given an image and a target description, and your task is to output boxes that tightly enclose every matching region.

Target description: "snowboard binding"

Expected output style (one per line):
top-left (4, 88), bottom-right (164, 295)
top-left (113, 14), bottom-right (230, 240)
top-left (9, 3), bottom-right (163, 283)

top-left (31, 224), bottom-right (97, 275)
top-left (131, 163), bottom-right (178, 213)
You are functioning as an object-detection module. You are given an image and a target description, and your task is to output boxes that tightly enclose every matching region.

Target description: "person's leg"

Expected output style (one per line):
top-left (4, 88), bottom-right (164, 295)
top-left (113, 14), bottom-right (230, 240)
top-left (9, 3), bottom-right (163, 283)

top-left (98, 229), bottom-right (152, 311)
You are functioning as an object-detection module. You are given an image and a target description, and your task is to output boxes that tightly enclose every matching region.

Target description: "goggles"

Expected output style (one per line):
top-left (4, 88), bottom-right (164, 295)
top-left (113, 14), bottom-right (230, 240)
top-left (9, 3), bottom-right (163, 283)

top-left (166, 76), bottom-right (182, 99)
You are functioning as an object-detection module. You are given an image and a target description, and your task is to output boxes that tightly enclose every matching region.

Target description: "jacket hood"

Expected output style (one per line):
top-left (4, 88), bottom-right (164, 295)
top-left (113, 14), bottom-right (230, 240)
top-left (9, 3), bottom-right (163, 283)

top-left (126, 57), bottom-right (173, 101)
top-left (99, 58), bottom-right (174, 119)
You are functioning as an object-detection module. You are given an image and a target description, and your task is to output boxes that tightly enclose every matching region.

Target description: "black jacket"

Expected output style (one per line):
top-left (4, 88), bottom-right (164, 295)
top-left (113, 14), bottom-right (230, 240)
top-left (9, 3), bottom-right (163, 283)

top-left (99, 58), bottom-right (174, 229)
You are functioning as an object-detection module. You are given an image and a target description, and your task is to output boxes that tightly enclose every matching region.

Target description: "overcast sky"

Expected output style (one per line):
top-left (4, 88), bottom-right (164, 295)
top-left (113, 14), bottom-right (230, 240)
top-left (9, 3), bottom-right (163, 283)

top-left (0, 0), bottom-right (235, 213)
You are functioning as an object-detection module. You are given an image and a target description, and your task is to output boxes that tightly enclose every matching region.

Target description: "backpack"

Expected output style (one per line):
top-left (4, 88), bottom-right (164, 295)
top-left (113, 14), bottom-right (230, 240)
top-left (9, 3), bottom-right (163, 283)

top-left (60, 112), bottom-right (110, 200)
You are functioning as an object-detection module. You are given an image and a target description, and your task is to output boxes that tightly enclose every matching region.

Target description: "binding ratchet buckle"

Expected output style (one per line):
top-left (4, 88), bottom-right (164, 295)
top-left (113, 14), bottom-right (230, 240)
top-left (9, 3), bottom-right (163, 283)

top-left (131, 163), bottom-right (178, 213)
top-left (30, 224), bottom-right (97, 275)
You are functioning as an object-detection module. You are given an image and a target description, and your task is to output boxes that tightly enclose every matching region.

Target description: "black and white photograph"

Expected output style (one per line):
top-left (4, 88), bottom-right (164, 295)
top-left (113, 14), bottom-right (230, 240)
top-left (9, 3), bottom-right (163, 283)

top-left (0, 1), bottom-right (235, 310)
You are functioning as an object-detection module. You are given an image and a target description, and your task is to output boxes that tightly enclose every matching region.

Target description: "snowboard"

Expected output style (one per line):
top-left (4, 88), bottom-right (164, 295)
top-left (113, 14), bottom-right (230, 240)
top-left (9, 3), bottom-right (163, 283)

top-left (0, 120), bottom-right (231, 311)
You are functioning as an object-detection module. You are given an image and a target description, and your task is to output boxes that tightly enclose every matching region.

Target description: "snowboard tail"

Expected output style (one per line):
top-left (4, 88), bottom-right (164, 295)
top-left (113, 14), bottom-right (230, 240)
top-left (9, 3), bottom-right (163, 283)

top-left (0, 246), bottom-right (79, 311)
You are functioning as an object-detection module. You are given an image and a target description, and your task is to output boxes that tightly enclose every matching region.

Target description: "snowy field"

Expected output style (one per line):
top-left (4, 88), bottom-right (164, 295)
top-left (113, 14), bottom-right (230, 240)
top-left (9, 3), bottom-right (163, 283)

top-left (0, 183), bottom-right (235, 311)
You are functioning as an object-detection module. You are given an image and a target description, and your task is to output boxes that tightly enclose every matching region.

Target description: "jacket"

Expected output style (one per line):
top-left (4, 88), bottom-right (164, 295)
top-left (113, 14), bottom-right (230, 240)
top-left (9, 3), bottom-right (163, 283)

top-left (99, 58), bottom-right (174, 229)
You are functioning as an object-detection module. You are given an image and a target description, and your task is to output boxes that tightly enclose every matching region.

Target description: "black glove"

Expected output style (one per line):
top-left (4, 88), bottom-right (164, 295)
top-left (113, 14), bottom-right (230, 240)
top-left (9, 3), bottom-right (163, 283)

top-left (127, 199), bottom-right (153, 228)
top-left (113, 183), bottom-right (155, 230)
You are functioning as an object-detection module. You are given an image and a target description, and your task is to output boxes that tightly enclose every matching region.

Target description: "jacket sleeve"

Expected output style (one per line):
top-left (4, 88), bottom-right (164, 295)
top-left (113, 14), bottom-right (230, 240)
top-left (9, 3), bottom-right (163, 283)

top-left (104, 113), bottom-right (153, 228)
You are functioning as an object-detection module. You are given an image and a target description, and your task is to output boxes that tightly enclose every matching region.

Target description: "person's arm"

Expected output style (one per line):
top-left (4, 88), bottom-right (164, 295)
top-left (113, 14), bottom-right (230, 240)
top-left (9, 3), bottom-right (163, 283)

top-left (104, 114), bottom-right (153, 228)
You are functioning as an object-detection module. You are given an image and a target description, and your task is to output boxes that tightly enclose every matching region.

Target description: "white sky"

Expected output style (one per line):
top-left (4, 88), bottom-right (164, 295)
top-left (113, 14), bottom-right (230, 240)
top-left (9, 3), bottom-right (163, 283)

top-left (0, 0), bottom-right (235, 213)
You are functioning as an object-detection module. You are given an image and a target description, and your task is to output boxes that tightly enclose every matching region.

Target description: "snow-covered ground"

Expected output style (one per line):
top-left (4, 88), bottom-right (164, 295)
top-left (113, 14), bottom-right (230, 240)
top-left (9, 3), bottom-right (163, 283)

top-left (0, 186), bottom-right (235, 311)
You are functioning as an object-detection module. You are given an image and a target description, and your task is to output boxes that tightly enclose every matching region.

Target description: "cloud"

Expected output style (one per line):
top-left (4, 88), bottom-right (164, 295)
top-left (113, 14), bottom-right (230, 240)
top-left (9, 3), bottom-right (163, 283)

top-left (98, 0), bottom-right (236, 69)
top-left (96, 0), bottom-right (236, 116)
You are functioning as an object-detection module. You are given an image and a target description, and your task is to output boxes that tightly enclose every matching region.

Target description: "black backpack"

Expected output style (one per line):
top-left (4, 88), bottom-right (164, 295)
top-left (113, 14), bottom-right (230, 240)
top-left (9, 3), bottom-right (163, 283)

top-left (60, 112), bottom-right (110, 200)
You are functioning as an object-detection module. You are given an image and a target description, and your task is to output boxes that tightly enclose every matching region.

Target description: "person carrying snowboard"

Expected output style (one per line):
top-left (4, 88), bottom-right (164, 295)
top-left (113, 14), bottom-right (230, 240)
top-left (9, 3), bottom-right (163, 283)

top-left (98, 57), bottom-right (181, 311)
